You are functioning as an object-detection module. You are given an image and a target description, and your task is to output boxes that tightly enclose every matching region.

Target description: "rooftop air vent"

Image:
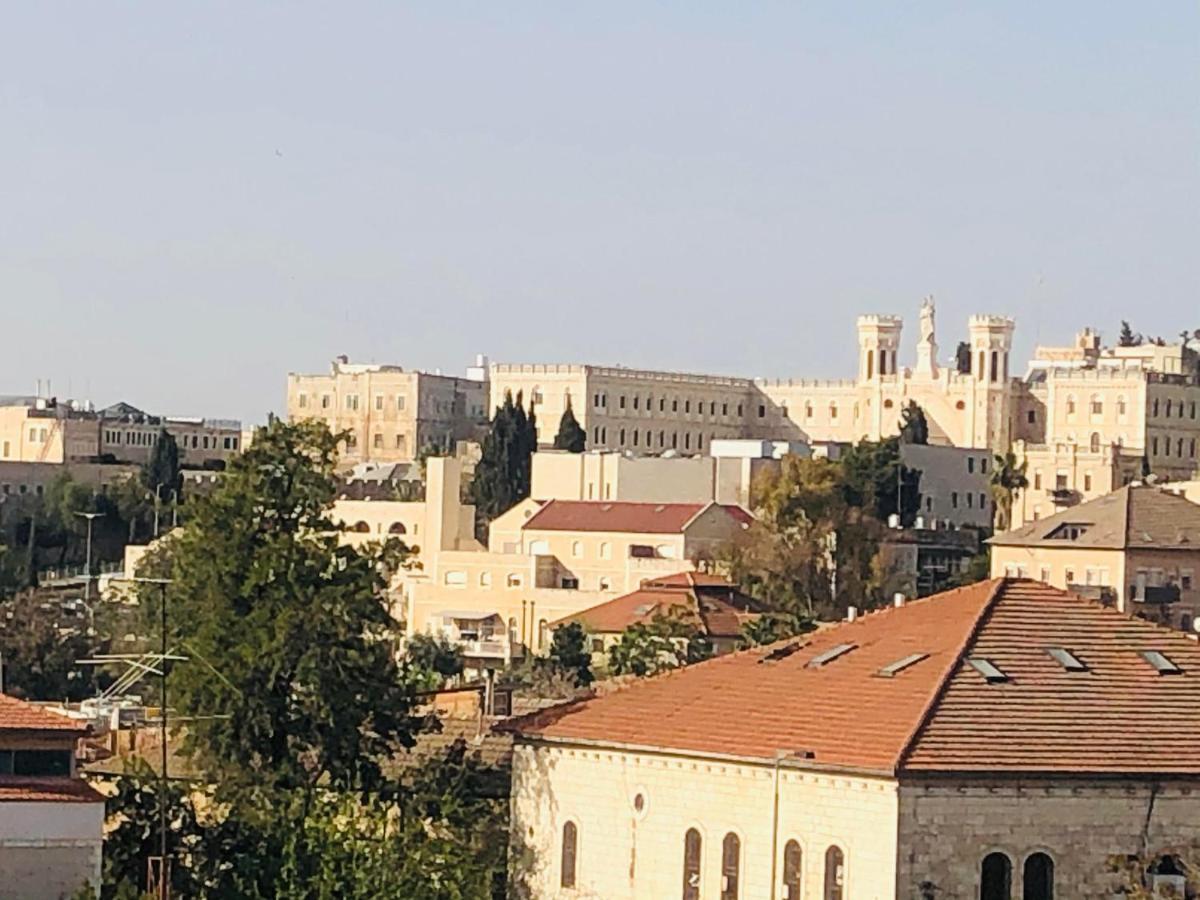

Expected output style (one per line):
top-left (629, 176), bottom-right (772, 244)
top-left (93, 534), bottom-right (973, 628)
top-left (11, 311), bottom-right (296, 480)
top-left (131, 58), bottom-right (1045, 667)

top-left (807, 643), bottom-right (857, 669)
top-left (967, 657), bottom-right (1008, 684)
top-left (759, 641), bottom-right (805, 664)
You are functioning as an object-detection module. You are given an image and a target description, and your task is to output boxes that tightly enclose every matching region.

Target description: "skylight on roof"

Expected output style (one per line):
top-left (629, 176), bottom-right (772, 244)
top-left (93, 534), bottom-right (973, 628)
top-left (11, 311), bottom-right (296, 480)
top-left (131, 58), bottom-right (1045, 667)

top-left (967, 657), bottom-right (1008, 684)
top-left (876, 652), bottom-right (929, 678)
top-left (1140, 651), bottom-right (1184, 676)
top-left (1046, 647), bottom-right (1087, 672)
top-left (1047, 523), bottom-right (1089, 541)
top-left (807, 643), bottom-right (856, 669)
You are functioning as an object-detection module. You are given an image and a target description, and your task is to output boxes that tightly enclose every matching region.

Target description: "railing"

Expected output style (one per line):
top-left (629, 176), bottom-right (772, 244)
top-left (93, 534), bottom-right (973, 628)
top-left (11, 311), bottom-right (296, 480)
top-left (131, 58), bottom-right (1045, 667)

top-left (457, 639), bottom-right (512, 659)
top-left (37, 560), bottom-right (123, 584)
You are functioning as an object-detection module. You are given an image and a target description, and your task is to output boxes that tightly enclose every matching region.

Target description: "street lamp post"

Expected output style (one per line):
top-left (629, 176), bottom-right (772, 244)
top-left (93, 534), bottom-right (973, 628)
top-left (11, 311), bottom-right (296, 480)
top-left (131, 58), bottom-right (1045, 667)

top-left (73, 511), bottom-right (105, 604)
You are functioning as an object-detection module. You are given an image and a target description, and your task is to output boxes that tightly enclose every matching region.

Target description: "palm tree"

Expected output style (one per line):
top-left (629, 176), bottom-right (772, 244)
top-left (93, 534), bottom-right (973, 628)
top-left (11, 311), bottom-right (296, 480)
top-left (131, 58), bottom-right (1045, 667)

top-left (990, 451), bottom-right (1028, 533)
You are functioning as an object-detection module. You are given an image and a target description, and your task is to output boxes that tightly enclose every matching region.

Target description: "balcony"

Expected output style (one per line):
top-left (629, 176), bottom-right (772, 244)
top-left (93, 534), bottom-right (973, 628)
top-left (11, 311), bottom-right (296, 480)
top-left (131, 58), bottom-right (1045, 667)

top-left (1135, 584), bottom-right (1182, 606)
top-left (458, 639), bottom-right (515, 659)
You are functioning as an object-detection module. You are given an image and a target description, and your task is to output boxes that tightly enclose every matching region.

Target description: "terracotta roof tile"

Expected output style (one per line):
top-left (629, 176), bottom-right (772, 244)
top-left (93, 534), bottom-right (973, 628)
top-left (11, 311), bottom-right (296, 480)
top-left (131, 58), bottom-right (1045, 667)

top-left (522, 500), bottom-right (749, 534)
top-left (0, 696), bottom-right (86, 733)
top-left (518, 579), bottom-right (1200, 776)
top-left (557, 588), bottom-right (754, 638)
top-left (0, 778), bottom-right (103, 803)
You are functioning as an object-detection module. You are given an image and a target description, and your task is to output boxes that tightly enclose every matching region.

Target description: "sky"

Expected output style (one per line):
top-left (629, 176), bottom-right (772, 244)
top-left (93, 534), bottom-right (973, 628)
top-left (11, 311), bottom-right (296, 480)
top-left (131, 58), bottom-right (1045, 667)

top-left (1, 2), bottom-right (1197, 425)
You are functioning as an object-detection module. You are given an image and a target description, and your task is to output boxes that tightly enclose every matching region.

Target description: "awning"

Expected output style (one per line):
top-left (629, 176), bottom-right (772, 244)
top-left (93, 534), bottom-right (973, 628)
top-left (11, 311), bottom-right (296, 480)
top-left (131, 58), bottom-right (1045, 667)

top-left (436, 610), bottom-right (500, 621)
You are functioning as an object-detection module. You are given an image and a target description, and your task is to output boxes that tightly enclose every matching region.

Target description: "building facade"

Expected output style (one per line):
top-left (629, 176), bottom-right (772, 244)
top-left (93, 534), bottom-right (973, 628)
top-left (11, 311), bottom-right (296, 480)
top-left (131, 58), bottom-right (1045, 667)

top-left (286, 356), bottom-right (487, 465)
top-left (508, 579), bottom-right (1200, 899)
top-left (0, 695), bottom-right (105, 899)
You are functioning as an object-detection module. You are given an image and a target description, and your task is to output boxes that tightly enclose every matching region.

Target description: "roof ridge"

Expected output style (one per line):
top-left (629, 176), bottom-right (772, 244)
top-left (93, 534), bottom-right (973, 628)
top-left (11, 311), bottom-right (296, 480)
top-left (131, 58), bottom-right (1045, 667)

top-left (894, 578), bottom-right (1007, 775)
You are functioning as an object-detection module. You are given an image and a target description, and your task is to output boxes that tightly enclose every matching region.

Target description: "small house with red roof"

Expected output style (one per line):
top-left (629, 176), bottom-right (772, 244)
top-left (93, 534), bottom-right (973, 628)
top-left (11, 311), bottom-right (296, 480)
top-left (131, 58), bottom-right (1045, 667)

top-left (0, 694), bottom-right (104, 898)
top-left (508, 579), bottom-right (1200, 899)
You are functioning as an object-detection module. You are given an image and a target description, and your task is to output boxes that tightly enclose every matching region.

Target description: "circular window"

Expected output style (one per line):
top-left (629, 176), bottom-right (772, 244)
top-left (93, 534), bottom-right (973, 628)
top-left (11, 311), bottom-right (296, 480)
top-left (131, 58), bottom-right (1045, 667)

top-left (956, 400), bottom-right (966, 410)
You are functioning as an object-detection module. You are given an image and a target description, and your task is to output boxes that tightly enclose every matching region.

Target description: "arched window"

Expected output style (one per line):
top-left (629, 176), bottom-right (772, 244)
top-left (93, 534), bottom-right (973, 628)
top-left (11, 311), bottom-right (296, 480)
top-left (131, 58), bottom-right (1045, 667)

top-left (981, 851), bottom-right (1012, 900)
top-left (1166, 399), bottom-right (1174, 418)
top-left (805, 403), bottom-right (814, 419)
top-left (1065, 395), bottom-right (1076, 416)
top-left (538, 619), bottom-right (549, 649)
top-left (783, 840), bottom-right (803, 900)
top-left (829, 403), bottom-right (838, 420)
top-left (990, 350), bottom-right (999, 382)
top-left (1090, 395), bottom-right (1103, 416)
top-left (351, 521), bottom-right (370, 533)
top-left (1090, 432), bottom-right (1101, 453)
top-left (480, 571), bottom-right (492, 588)
top-left (824, 845), bottom-right (845, 900)
top-left (388, 521), bottom-right (407, 534)
top-left (561, 821), bottom-right (577, 888)
top-left (1117, 396), bottom-right (1127, 418)
top-left (1023, 852), bottom-right (1054, 900)
top-left (682, 828), bottom-right (702, 900)
top-left (572, 541), bottom-right (583, 558)
top-left (720, 833), bottom-right (740, 899)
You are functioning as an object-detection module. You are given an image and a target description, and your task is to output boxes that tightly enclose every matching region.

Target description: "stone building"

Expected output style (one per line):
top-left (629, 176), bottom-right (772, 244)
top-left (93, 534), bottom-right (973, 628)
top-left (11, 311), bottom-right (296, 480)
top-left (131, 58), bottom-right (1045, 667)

top-left (990, 483), bottom-right (1200, 630)
top-left (507, 578), bottom-right (1200, 899)
top-left (286, 356), bottom-right (488, 466)
top-left (0, 694), bottom-right (104, 899)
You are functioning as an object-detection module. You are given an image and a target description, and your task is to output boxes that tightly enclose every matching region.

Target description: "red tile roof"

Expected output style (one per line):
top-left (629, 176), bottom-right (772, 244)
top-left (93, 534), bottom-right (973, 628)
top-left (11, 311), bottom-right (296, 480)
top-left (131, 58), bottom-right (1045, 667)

top-left (557, 588), bottom-right (755, 638)
top-left (516, 579), bottom-right (1200, 776)
top-left (0, 695), bottom-right (86, 733)
top-left (522, 500), bottom-right (750, 534)
top-left (0, 778), bottom-right (103, 803)
top-left (641, 572), bottom-right (735, 589)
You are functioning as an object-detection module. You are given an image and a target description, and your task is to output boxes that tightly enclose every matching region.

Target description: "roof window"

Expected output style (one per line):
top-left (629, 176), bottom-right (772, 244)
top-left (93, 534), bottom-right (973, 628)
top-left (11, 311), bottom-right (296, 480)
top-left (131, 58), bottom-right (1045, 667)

top-left (1046, 647), bottom-right (1087, 672)
top-left (1140, 650), bottom-right (1183, 675)
top-left (1046, 523), bottom-right (1089, 540)
top-left (807, 643), bottom-right (857, 668)
top-left (967, 657), bottom-right (1008, 683)
top-left (876, 652), bottom-right (929, 678)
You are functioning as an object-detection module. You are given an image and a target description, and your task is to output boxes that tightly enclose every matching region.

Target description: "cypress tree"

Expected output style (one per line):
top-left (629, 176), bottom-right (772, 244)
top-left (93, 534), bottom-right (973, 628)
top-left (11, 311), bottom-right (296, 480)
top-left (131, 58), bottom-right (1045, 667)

top-left (553, 401), bottom-right (587, 453)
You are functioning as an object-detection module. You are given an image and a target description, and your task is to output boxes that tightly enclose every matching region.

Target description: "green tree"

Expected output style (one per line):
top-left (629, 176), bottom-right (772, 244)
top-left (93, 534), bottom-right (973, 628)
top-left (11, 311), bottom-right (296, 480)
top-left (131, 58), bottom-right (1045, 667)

top-left (0, 591), bottom-right (97, 701)
top-left (545, 621), bottom-right (593, 686)
top-left (1118, 320), bottom-right (1142, 347)
top-left (607, 611), bottom-right (712, 677)
top-left (142, 419), bottom-right (421, 796)
top-left (841, 437), bottom-right (922, 526)
top-left (469, 391), bottom-right (538, 534)
top-left (740, 610), bottom-right (815, 646)
top-left (898, 401), bottom-right (929, 445)
top-left (403, 633), bottom-right (465, 690)
top-left (552, 400), bottom-right (587, 453)
top-left (142, 428), bottom-right (182, 498)
top-left (989, 450), bottom-right (1029, 532)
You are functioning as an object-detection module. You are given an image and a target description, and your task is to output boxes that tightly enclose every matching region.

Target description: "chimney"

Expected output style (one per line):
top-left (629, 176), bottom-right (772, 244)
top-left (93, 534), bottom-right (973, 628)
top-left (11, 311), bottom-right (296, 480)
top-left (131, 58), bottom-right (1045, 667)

top-left (847, 606), bottom-right (859, 622)
top-left (893, 593), bottom-right (906, 608)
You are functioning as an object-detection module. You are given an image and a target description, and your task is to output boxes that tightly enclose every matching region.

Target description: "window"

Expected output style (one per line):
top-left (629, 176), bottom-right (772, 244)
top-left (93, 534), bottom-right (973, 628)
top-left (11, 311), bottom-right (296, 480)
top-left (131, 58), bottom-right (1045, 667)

top-left (1091, 395), bottom-right (1103, 416)
top-left (968, 457), bottom-right (975, 474)
top-left (1154, 398), bottom-right (1160, 417)
top-left (444, 571), bottom-right (467, 586)
top-left (721, 833), bottom-right (740, 900)
top-left (980, 493), bottom-right (987, 508)
top-left (321, 394), bottom-right (331, 409)
top-left (395, 435), bottom-right (407, 453)
top-left (1034, 471), bottom-right (1042, 490)
top-left (824, 845), bottom-right (844, 900)
top-left (1026, 409), bottom-right (1036, 425)
top-left (507, 573), bottom-right (523, 588)
top-left (805, 403), bottom-right (813, 420)
top-left (571, 541), bottom-right (583, 558)
top-left (598, 576), bottom-right (611, 591)
top-left (829, 403), bottom-right (838, 420)
top-left (1065, 395), bottom-right (1076, 416)
top-left (298, 393), bottom-right (308, 409)
top-left (559, 821), bottom-right (578, 888)
top-left (1153, 437), bottom-right (1159, 456)
top-left (682, 829), bottom-right (702, 900)
top-left (1023, 852), bottom-right (1054, 900)
top-left (619, 395), bottom-right (626, 410)
top-left (397, 396), bottom-right (406, 411)
top-left (782, 840), bottom-right (803, 900)
top-left (758, 404), bottom-right (766, 418)
top-left (951, 492), bottom-right (959, 508)
top-left (0, 749), bottom-right (71, 776)
top-left (1083, 473), bottom-right (1092, 492)
top-left (1167, 400), bottom-right (1174, 418)
top-left (1117, 396), bottom-right (1127, 418)
top-left (980, 852), bottom-right (1012, 900)
top-left (346, 394), bottom-right (359, 411)
top-left (561, 576), bottom-right (579, 590)
top-left (388, 521), bottom-right (407, 535)
top-left (374, 394), bottom-right (384, 410)
top-left (373, 433), bottom-right (383, 449)
top-left (620, 429), bottom-right (626, 445)
top-left (479, 571), bottom-right (492, 588)
top-left (633, 395), bottom-right (639, 410)
top-left (538, 619), bottom-right (549, 648)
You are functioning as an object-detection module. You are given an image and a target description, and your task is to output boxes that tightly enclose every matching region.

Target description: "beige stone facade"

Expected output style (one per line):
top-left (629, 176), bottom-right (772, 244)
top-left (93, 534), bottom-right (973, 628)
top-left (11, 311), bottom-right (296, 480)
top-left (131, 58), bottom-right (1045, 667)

top-left (286, 356), bottom-right (487, 466)
top-left (510, 742), bottom-right (899, 900)
top-left (0, 401), bottom-right (98, 463)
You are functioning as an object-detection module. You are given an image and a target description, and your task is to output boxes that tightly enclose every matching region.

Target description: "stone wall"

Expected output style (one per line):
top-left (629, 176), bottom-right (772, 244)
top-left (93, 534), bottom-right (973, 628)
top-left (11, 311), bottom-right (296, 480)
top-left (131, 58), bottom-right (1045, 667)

top-left (896, 778), bottom-right (1200, 898)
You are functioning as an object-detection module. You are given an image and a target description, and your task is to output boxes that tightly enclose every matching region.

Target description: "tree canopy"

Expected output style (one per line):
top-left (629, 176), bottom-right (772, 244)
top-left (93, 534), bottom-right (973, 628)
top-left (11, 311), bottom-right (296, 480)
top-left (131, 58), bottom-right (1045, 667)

top-left (552, 400), bottom-right (587, 453)
top-left (898, 401), bottom-right (929, 445)
top-left (607, 611), bottom-right (712, 677)
top-left (469, 391), bottom-right (538, 534)
top-left (142, 427), bottom-right (182, 499)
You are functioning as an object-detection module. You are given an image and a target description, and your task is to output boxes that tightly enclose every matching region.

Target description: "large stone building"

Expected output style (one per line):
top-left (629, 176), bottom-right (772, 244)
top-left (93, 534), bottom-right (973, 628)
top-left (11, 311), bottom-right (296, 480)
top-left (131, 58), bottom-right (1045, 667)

top-left (286, 355), bottom-right (488, 466)
top-left (0, 695), bottom-right (104, 899)
top-left (990, 483), bottom-right (1200, 630)
top-left (0, 395), bottom-right (244, 470)
top-left (507, 579), bottom-right (1200, 899)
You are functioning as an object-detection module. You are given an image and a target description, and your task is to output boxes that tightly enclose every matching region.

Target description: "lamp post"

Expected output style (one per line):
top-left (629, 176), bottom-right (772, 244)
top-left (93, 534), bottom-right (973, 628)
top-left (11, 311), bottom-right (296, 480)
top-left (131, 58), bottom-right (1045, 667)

top-left (73, 511), bottom-right (104, 604)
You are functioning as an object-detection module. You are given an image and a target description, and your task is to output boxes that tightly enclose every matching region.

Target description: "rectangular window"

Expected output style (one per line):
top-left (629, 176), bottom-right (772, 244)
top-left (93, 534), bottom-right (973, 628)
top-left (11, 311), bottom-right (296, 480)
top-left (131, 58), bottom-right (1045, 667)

top-left (619, 395), bottom-right (626, 409)
top-left (373, 433), bottom-right (383, 448)
top-left (967, 457), bottom-right (975, 474)
top-left (951, 492), bottom-right (958, 508)
top-left (298, 394), bottom-right (308, 408)
top-left (397, 396), bottom-right (406, 411)
top-left (321, 394), bottom-right (331, 409)
top-left (374, 395), bottom-right (384, 410)
top-left (346, 395), bottom-right (359, 411)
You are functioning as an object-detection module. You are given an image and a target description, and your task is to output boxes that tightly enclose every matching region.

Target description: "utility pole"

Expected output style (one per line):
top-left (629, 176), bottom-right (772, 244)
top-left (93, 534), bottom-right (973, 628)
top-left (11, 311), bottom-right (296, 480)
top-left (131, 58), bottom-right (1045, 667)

top-left (74, 511), bottom-right (104, 604)
top-left (130, 577), bottom-right (173, 900)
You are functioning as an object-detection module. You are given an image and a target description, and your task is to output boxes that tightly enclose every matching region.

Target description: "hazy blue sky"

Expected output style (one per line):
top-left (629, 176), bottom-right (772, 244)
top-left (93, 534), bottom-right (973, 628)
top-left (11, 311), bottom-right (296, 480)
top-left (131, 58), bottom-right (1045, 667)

top-left (2, 3), bottom-right (1197, 425)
